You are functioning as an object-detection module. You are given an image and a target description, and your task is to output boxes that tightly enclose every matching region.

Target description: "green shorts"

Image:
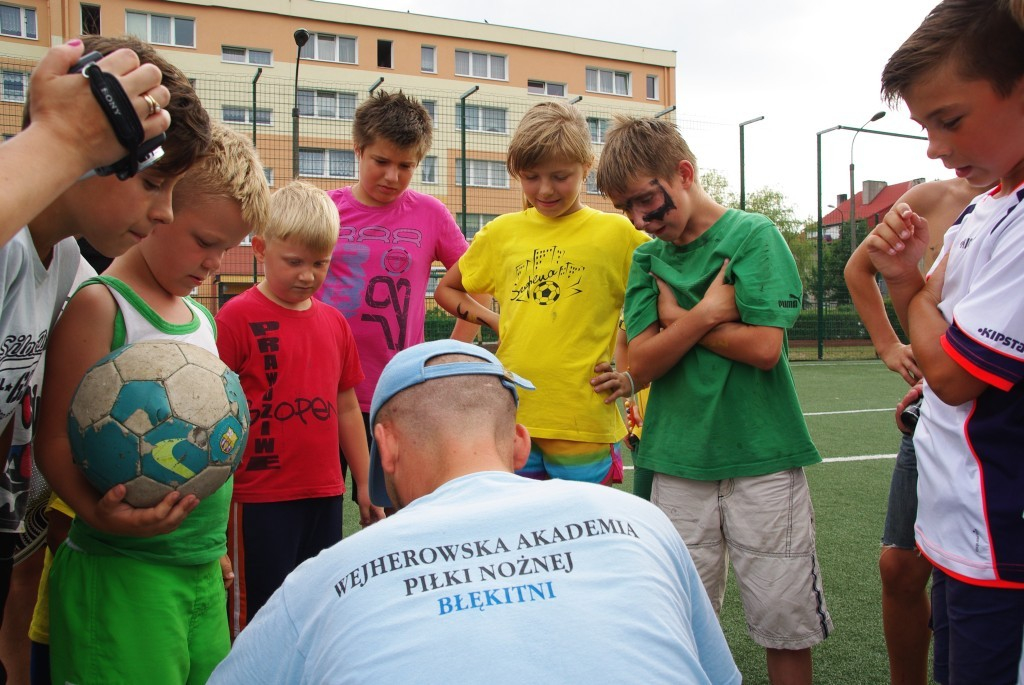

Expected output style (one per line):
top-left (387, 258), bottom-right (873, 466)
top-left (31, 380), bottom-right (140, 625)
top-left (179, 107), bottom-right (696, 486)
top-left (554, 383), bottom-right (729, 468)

top-left (49, 544), bottom-right (229, 685)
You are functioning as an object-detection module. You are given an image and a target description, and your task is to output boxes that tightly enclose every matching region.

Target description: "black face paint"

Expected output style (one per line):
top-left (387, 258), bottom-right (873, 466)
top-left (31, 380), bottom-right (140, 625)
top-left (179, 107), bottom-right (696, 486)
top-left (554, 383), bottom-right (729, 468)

top-left (642, 180), bottom-right (676, 223)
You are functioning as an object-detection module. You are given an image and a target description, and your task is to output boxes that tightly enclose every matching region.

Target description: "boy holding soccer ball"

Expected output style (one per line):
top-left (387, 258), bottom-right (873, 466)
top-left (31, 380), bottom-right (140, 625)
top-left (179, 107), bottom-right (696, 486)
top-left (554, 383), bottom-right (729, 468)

top-left (34, 123), bottom-right (269, 685)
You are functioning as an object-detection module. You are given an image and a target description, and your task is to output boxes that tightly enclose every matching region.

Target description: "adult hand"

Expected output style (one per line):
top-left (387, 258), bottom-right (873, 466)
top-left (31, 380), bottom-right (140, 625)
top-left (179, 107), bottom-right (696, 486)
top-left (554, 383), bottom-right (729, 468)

top-left (29, 41), bottom-right (171, 172)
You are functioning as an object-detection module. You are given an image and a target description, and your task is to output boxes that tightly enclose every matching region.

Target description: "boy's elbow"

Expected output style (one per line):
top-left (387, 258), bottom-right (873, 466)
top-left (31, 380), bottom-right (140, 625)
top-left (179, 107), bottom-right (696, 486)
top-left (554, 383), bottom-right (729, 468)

top-left (433, 286), bottom-right (456, 314)
top-left (754, 345), bottom-right (783, 371)
top-left (926, 373), bottom-right (986, 407)
top-left (752, 333), bottom-right (784, 371)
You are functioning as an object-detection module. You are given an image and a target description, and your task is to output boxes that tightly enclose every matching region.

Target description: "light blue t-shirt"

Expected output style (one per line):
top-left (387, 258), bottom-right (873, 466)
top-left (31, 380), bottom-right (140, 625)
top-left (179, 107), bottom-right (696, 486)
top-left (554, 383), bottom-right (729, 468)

top-left (210, 472), bottom-right (740, 684)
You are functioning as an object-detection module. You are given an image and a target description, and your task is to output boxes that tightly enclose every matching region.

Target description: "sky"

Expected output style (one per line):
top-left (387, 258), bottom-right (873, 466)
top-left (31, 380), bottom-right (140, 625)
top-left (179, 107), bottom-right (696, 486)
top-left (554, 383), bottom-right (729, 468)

top-left (336, 0), bottom-right (946, 220)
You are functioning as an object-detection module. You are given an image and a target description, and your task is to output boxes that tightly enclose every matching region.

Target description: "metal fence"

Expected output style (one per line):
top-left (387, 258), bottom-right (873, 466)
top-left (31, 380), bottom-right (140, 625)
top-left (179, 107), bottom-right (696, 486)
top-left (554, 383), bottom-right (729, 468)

top-left (0, 55), bottom-right (891, 361)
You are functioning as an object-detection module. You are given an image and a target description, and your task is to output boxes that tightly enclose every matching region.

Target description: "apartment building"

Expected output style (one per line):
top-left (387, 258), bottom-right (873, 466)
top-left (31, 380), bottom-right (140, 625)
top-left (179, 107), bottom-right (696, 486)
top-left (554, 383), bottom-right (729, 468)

top-left (0, 0), bottom-right (676, 310)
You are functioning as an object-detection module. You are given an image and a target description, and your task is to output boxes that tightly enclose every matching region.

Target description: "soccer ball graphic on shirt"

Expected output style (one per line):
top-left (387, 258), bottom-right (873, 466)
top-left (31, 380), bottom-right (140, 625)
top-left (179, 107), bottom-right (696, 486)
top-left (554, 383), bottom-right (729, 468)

top-left (67, 341), bottom-right (249, 507)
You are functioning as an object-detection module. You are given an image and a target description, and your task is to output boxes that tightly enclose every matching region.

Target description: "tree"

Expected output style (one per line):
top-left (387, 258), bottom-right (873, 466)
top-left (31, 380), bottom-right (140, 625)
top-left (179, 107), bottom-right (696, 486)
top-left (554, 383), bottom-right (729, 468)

top-left (813, 219), bottom-right (871, 306)
top-left (700, 168), bottom-right (737, 207)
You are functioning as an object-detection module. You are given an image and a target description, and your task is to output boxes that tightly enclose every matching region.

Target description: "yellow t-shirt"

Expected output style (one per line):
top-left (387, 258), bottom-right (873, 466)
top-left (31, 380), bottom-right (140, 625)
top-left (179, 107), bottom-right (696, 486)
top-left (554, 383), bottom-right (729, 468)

top-left (28, 495), bottom-right (74, 645)
top-left (460, 207), bottom-right (647, 442)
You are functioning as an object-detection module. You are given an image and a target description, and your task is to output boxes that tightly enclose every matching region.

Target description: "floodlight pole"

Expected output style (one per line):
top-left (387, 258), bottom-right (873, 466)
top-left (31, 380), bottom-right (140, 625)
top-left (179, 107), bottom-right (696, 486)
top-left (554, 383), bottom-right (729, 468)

top-left (459, 86), bottom-right (479, 237)
top-left (251, 68), bottom-right (262, 147)
top-left (738, 115), bottom-right (764, 210)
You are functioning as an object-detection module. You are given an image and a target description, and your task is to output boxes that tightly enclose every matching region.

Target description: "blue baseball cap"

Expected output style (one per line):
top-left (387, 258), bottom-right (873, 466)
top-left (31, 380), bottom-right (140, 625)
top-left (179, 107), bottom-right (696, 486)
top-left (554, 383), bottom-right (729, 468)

top-left (368, 340), bottom-right (535, 508)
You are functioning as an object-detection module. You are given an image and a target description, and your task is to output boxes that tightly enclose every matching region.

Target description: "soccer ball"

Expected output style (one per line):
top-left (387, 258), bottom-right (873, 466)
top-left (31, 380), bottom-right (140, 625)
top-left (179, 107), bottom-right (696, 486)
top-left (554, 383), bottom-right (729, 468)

top-left (67, 341), bottom-right (249, 507)
top-left (532, 279), bottom-right (560, 305)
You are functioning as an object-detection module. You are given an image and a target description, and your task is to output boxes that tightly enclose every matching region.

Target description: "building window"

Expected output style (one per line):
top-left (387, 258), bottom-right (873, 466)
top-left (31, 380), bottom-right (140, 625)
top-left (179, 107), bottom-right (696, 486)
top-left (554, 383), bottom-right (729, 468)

top-left (422, 99), bottom-right (436, 121)
top-left (585, 170), bottom-right (600, 195)
top-left (646, 75), bottom-right (658, 100)
top-left (81, 4), bottom-right (100, 35)
top-left (456, 213), bottom-right (498, 240)
top-left (222, 46), bottom-right (272, 66)
top-left (377, 39), bottom-right (392, 69)
top-left (0, 4), bottom-right (36, 39)
top-left (585, 67), bottom-right (630, 96)
top-left (455, 50), bottom-right (506, 80)
top-left (126, 11), bottom-right (194, 48)
top-left (421, 45), bottom-right (436, 73)
top-left (222, 106), bottom-right (272, 126)
top-left (299, 148), bottom-right (356, 179)
top-left (263, 168), bottom-right (274, 187)
top-left (1, 70), bottom-right (27, 102)
top-left (455, 159), bottom-right (508, 188)
top-left (421, 156), bottom-right (437, 184)
top-left (297, 89), bottom-right (356, 120)
top-left (455, 104), bottom-right (507, 134)
top-left (527, 80), bottom-right (565, 97)
top-left (587, 117), bottom-right (610, 144)
top-left (300, 33), bottom-right (356, 64)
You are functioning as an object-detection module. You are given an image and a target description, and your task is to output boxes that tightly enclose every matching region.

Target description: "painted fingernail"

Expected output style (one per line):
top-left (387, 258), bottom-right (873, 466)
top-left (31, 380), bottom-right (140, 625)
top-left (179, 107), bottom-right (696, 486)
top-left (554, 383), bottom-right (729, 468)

top-left (67, 38), bottom-right (82, 47)
top-left (900, 230), bottom-right (910, 240)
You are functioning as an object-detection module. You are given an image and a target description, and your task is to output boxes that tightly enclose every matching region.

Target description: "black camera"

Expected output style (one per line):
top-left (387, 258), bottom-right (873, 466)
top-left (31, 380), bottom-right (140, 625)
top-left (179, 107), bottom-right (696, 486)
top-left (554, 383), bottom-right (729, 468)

top-left (71, 51), bottom-right (165, 180)
top-left (900, 397), bottom-right (923, 434)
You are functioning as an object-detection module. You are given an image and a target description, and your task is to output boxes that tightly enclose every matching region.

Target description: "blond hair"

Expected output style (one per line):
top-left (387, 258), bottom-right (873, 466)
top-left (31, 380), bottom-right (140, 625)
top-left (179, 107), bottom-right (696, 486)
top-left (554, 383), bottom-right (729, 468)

top-left (174, 123), bottom-right (269, 235)
top-left (262, 181), bottom-right (339, 254)
top-left (353, 90), bottom-right (432, 161)
top-left (506, 102), bottom-right (594, 179)
top-left (595, 115), bottom-right (699, 198)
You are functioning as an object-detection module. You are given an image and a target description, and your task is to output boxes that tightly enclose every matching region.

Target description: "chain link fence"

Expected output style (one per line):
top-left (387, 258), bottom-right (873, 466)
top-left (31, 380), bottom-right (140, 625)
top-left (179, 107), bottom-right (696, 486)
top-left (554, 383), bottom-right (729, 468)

top-left (0, 55), bottom-right (888, 361)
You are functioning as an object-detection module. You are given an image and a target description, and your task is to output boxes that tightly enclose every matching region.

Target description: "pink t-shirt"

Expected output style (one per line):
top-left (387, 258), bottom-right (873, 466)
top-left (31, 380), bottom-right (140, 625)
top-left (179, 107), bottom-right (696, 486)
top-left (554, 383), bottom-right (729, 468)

top-left (315, 187), bottom-right (469, 410)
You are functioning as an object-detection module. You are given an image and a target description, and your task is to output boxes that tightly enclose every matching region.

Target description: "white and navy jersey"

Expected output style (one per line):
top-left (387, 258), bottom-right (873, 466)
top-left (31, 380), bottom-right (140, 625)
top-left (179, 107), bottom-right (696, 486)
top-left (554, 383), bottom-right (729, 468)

top-left (914, 181), bottom-right (1024, 588)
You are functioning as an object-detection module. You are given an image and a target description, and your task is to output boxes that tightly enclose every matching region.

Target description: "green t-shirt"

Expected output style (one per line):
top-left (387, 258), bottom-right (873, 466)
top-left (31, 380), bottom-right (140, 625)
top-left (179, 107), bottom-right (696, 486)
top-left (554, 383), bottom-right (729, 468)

top-left (623, 209), bottom-right (819, 480)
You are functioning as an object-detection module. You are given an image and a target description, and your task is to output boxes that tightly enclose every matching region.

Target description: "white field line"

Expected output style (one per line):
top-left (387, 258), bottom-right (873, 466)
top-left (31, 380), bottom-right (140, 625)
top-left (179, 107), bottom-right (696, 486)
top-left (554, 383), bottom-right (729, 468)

top-left (803, 408), bottom-right (892, 417)
top-left (622, 453), bottom-right (897, 470)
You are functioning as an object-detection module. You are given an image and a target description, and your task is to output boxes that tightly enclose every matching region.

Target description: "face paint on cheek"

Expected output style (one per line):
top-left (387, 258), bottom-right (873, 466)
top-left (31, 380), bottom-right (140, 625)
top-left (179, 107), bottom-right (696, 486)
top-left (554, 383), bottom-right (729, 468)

top-left (642, 183), bottom-right (676, 223)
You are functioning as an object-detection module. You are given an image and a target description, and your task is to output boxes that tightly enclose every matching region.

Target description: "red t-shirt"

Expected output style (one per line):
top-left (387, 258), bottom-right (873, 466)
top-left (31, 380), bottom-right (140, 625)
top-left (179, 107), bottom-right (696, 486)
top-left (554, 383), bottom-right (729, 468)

top-left (216, 287), bottom-right (364, 503)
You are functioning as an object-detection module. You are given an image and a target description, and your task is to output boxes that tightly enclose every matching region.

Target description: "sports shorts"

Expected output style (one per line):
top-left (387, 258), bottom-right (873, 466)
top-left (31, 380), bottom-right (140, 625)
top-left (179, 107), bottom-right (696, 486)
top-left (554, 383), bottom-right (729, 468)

top-left (518, 437), bottom-right (624, 485)
top-left (651, 467), bottom-right (833, 650)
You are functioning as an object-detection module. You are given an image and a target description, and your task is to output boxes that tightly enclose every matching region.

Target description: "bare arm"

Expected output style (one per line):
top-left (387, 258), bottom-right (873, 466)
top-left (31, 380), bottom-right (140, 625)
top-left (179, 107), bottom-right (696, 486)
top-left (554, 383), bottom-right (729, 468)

top-left (450, 292), bottom-right (491, 342)
top-left (627, 261), bottom-right (738, 386)
top-left (699, 323), bottom-right (784, 371)
top-left (34, 285), bottom-right (198, 536)
top-left (337, 389), bottom-right (383, 525)
top-left (651, 271), bottom-right (780, 370)
top-left (845, 240), bottom-right (920, 384)
top-left (907, 256), bottom-right (988, 405)
top-left (0, 43), bottom-right (170, 248)
top-left (434, 262), bottom-right (498, 332)
top-left (864, 202), bottom-right (930, 331)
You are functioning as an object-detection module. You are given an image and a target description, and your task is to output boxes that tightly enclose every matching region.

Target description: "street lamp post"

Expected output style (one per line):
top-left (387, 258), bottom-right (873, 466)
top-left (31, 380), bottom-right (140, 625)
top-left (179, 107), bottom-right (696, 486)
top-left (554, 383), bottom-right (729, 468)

top-left (849, 111), bottom-right (886, 251)
top-left (291, 29), bottom-right (310, 180)
top-left (738, 115), bottom-right (764, 210)
top-left (816, 121), bottom-right (927, 360)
